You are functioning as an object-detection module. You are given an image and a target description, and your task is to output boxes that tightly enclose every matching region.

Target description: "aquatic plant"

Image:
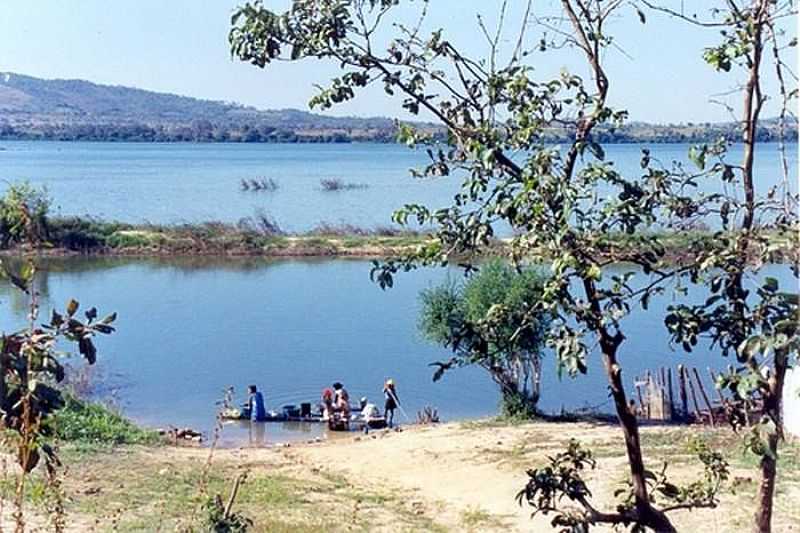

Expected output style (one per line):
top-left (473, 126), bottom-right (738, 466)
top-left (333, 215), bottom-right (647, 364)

top-left (240, 177), bottom-right (279, 192)
top-left (319, 178), bottom-right (368, 191)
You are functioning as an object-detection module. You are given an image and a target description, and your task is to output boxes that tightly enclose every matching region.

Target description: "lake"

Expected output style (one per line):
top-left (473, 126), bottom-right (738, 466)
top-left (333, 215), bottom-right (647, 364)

top-left (0, 141), bottom-right (796, 446)
top-left (0, 256), bottom-right (795, 446)
top-left (0, 141), bottom-right (796, 231)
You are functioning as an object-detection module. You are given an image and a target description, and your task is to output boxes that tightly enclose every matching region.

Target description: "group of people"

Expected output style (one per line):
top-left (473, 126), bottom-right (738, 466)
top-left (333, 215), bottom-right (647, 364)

top-left (320, 379), bottom-right (401, 428)
top-left (245, 379), bottom-right (402, 428)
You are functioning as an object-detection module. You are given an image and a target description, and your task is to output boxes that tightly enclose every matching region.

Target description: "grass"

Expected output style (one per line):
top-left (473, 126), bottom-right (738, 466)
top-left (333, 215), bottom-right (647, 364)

top-left (48, 395), bottom-right (161, 448)
top-left (2, 214), bottom-right (795, 263)
top-left (461, 506), bottom-right (504, 531)
top-left (1, 446), bottom-right (450, 532)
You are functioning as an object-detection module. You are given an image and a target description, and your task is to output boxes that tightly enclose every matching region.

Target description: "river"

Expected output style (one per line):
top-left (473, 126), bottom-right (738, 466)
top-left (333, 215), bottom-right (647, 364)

top-left (0, 141), bottom-right (796, 446)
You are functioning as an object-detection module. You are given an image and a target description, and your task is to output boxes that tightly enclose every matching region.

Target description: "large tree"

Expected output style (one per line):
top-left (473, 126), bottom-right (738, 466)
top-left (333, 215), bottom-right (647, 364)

top-left (418, 260), bottom-right (550, 417)
top-left (230, 1), bottom-right (797, 531)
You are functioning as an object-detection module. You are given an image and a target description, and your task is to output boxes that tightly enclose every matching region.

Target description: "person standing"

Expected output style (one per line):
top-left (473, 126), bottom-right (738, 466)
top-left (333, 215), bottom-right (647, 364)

top-left (248, 385), bottom-right (267, 422)
top-left (332, 382), bottom-right (351, 417)
top-left (383, 379), bottom-right (400, 428)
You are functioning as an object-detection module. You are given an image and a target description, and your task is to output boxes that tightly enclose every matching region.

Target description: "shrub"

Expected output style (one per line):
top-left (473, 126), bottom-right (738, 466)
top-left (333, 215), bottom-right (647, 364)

top-left (0, 182), bottom-right (51, 248)
top-left (49, 395), bottom-right (160, 446)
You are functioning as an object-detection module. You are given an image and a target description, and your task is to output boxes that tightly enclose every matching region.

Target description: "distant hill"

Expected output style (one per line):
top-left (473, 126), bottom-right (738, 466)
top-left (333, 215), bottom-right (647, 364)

top-left (0, 72), bottom-right (795, 143)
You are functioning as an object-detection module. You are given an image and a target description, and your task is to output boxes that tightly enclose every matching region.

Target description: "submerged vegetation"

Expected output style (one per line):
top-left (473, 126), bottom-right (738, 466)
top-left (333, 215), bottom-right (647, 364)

top-left (319, 178), bottom-right (369, 191)
top-left (240, 177), bottom-right (279, 192)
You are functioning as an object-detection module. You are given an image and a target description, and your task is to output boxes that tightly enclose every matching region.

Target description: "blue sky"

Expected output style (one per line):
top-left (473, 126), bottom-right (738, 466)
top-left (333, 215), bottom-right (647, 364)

top-left (0, 1), bottom-right (794, 123)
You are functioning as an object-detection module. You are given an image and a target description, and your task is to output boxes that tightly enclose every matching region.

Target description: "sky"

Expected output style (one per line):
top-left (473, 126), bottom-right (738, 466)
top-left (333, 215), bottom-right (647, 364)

top-left (0, 1), bottom-right (795, 124)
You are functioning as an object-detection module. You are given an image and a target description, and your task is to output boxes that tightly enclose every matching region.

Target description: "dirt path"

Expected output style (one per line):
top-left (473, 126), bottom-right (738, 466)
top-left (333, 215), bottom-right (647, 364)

top-left (2, 420), bottom-right (798, 532)
top-left (287, 421), bottom-right (800, 532)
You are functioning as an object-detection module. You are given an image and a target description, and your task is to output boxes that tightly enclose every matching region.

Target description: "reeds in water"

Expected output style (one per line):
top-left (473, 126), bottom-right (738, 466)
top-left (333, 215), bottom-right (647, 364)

top-left (240, 177), bottom-right (279, 192)
top-left (319, 178), bottom-right (368, 191)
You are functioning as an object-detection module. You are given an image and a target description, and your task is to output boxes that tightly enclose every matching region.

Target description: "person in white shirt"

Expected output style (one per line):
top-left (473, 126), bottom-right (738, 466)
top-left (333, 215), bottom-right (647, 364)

top-left (359, 397), bottom-right (380, 421)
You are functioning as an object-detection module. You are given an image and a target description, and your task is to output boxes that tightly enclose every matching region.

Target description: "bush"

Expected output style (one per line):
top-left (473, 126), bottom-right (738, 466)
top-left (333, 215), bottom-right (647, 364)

top-left (0, 182), bottom-right (51, 248)
top-left (49, 395), bottom-right (160, 446)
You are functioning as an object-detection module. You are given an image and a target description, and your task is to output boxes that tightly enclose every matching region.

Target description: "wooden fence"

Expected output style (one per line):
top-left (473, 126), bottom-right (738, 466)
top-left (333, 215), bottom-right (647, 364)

top-left (631, 364), bottom-right (739, 426)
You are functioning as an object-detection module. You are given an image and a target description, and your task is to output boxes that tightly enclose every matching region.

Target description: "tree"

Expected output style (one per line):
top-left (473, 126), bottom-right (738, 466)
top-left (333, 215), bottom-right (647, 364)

top-left (642, 2), bottom-right (798, 531)
top-left (418, 260), bottom-right (550, 417)
top-left (0, 260), bottom-right (117, 529)
top-left (230, 1), bottom-right (797, 531)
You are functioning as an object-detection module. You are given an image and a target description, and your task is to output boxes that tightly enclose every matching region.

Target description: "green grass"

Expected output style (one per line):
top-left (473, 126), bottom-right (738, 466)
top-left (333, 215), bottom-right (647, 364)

top-left (49, 395), bottom-right (160, 448)
top-left (460, 506), bottom-right (505, 530)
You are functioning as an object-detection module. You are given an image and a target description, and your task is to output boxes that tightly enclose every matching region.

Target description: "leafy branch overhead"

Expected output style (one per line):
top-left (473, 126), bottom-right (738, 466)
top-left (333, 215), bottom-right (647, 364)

top-left (0, 260), bottom-right (117, 474)
top-left (231, 0), bottom-right (797, 531)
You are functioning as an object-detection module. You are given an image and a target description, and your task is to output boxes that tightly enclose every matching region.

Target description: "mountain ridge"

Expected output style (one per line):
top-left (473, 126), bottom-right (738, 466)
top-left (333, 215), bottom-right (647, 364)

top-left (0, 72), bottom-right (795, 143)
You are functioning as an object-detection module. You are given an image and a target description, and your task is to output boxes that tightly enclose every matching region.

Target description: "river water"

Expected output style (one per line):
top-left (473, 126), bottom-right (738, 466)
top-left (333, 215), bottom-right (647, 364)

top-left (0, 141), bottom-right (795, 231)
top-left (0, 141), bottom-right (796, 446)
top-left (0, 257), bottom-right (794, 446)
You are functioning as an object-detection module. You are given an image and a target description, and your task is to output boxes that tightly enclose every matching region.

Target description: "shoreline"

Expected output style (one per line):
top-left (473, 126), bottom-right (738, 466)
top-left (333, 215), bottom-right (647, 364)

top-left (10, 418), bottom-right (798, 531)
top-left (3, 217), bottom-right (796, 262)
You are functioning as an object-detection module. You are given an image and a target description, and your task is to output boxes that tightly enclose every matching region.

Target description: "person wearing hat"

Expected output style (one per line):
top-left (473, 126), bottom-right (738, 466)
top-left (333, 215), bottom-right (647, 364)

top-left (383, 379), bottom-right (400, 428)
top-left (359, 396), bottom-right (380, 421)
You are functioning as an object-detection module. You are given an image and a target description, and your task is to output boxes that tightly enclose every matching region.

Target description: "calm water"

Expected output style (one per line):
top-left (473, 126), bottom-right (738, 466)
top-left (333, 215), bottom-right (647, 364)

top-left (0, 141), bottom-right (795, 231)
top-left (0, 257), bottom-right (795, 446)
top-left (0, 141), bottom-right (796, 446)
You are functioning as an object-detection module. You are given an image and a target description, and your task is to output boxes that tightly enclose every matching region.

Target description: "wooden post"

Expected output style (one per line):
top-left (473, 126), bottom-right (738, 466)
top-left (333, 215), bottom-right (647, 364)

top-left (685, 366), bottom-right (703, 423)
top-left (708, 368), bottom-right (729, 409)
top-left (660, 367), bottom-right (668, 418)
top-left (635, 378), bottom-right (645, 418)
top-left (692, 367), bottom-right (715, 427)
top-left (678, 364), bottom-right (689, 421)
top-left (667, 368), bottom-right (675, 421)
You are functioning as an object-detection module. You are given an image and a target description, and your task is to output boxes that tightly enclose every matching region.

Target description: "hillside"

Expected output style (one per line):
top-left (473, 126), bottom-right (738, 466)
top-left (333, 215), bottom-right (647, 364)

top-left (0, 72), bottom-right (795, 143)
top-left (0, 72), bottom-right (399, 142)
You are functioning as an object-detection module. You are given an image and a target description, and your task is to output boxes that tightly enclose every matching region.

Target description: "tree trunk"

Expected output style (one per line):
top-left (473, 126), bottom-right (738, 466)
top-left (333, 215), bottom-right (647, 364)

top-left (584, 279), bottom-right (675, 532)
top-left (753, 352), bottom-right (788, 533)
top-left (753, 432), bottom-right (778, 533)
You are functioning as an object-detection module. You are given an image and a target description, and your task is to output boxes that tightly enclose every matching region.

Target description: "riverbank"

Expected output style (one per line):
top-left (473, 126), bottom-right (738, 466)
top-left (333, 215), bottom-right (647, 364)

top-left (4, 419), bottom-right (798, 531)
top-left (5, 216), bottom-right (797, 262)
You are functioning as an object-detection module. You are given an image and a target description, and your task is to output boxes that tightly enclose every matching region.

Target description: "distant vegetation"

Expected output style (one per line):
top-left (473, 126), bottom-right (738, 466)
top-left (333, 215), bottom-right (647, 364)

top-left (320, 178), bottom-right (369, 191)
top-left (0, 72), bottom-right (794, 144)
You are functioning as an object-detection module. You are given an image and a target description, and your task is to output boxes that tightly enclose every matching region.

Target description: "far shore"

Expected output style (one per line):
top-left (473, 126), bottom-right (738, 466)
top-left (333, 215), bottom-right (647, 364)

top-left (2, 216), bottom-right (796, 263)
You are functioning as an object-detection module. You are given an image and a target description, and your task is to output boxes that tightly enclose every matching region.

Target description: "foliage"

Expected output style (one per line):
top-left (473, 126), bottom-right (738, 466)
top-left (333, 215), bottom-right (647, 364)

top-left (202, 494), bottom-right (253, 533)
top-left (517, 438), bottom-right (729, 533)
top-left (418, 261), bottom-right (550, 416)
top-left (0, 261), bottom-right (118, 471)
top-left (230, 0), bottom-right (797, 531)
top-left (48, 395), bottom-right (159, 446)
top-left (0, 182), bottom-right (51, 248)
